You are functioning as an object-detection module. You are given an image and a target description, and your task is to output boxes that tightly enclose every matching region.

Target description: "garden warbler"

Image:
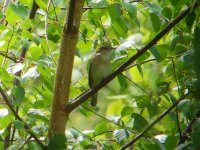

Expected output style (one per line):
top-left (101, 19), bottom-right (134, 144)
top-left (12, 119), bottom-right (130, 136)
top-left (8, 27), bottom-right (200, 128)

top-left (89, 45), bottom-right (115, 106)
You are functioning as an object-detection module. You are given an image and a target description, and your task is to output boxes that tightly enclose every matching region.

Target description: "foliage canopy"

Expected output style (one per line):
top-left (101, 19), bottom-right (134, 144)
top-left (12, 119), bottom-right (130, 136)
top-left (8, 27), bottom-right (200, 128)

top-left (0, 0), bottom-right (200, 149)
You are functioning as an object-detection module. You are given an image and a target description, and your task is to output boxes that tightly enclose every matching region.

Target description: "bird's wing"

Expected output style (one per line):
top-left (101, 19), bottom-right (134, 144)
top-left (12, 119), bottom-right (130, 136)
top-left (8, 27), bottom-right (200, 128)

top-left (88, 59), bottom-right (94, 87)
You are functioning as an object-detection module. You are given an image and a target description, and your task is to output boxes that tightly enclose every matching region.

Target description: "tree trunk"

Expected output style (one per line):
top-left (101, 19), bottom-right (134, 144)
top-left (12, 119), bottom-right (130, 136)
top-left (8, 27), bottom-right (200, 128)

top-left (48, 0), bottom-right (85, 139)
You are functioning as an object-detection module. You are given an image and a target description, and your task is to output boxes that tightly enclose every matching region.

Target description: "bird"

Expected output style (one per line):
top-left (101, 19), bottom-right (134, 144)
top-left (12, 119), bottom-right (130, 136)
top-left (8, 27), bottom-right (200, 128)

top-left (89, 44), bottom-right (115, 106)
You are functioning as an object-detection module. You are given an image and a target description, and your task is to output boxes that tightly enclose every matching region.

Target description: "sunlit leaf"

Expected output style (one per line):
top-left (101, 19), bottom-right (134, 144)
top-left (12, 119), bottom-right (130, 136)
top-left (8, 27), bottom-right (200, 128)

top-left (13, 120), bottom-right (25, 130)
top-left (162, 7), bottom-right (172, 20)
top-left (48, 133), bottom-right (66, 150)
top-left (114, 129), bottom-right (129, 145)
top-left (95, 122), bottom-right (108, 135)
top-left (132, 113), bottom-right (148, 131)
top-left (117, 74), bottom-right (128, 89)
top-left (11, 86), bottom-right (25, 101)
top-left (150, 13), bottom-right (161, 32)
top-left (121, 106), bottom-right (133, 117)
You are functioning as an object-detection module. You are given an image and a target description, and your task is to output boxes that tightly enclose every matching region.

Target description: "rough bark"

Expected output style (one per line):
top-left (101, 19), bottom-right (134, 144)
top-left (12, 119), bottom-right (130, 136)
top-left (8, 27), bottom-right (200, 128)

top-left (48, 0), bottom-right (85, 138)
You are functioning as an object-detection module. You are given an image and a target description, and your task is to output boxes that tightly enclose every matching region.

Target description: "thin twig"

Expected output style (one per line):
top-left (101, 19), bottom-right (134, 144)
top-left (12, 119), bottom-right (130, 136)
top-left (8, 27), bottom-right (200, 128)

top-left (171, 58), bottom-right (182, 139)
top-left (178, 117), bottom-right (196, 145)
top-left (0, 0), bottom-right (9, 24)
top-left (45, 0), bottom-right (57, 65)
top-left (81, 105), bottom-right (134, 133)
top-left (0, 85), bottom-right (46, 149)
top-left (121, 73), bottom-right (168, 109)
top-left (0, 51), bottom-right (17, 62)
top-left (65, 2), bottom-right (199, 114)
top-left (50, 0), bottom-right (59, 21)
top-left (120, 94), bottom-right (188, 150)
top-left (11, 0), bottom-right (39, 144)
top-left (18, 135), bottom-right (32, 150)
top-left (1, 26), bottom-right (15, 67)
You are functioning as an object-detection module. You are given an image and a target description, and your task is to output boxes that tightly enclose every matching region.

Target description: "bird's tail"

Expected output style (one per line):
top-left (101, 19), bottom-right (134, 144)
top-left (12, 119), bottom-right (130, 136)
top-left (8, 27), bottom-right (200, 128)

top-left (90, 93), bottom-right (98, 107)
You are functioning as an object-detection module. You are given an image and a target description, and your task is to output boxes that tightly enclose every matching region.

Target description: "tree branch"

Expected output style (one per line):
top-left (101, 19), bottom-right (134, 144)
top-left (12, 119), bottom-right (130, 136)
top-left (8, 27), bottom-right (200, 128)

top-left (0, 0), bottom-right (9, 24)
top-left (0, 86), bottom-right (46, 149)
top-left (120, 94), bottom-right (188, 150)
top-left (0, 51), bottom-right (17, 62)
top-left (65, 2), bottom-right (199, 114)
top-left (10, 0), bottom-right (39, 146)
top-left (48, 0), bottom-right (85, 138)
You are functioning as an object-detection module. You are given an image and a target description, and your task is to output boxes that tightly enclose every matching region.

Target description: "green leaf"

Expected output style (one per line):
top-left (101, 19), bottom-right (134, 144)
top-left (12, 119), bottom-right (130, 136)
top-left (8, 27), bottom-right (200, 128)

top-left (91, 0), bottom-right (108, 8)
top-left (11, 86), bottom-right (25, 101)
top-left (80, 139), bottom-right (95, 149)
top-left (162, 7), bottom-right (172, 20)
top-left (7, 145), bottom-right (18, 150)
top-left (143, 139), bottom-right (161, 150)
top-left (75, 48), bottom-right (83, 59)
top-left (121, 2), bottom-right (140, 27)
top-left (19, 0), bottom-right (33, 9)
top-left (169, 0), bottom-right (180, 6)
top-left (168, 93), bottom-right (177, 104)
top-left (0, 69), bottom-right (12, 83)
top-left (48, 133), bottom-right (66, 150)
top-left (95, 122), bottom-right (108, 135)
top-left (28, 45), bottom-right (43, 60)
top-left (112, 17), bottom-right (128, 38)
top-left (121, 2), bottom-right (136, 18)
top-left (108, 4), bottom-right (122, 21)
top-left (6, 4), bottom-right (21, 25)
top-left (186, 11), bottom-right (196, 31)
top-left (35, 0), bottom-right (47, 10)
top-left (145, 1), bottom-right (161, 14)
top-left (135, 95), bottom-right (149, 108)
top-left (27, 141), bottom-right (43, 150)
top-left (9, 3), bottom-right (28, 19)
top-left (191, 122), bottom-right (200, 149)
top-left (156, 82), bottom-right (170, 95)
top-left (40, 74), bottom-right (53, 92)
top-left (150, 47), bottom-right (161, 62)
top-left (28, 109), bottom-right (48, 123)
top-left (136, 63), bottom-right (143, 78)
top-left (117, 74), bottom-right (128, 89)
top-left (193, 26), bottom-right (200, 98)
top-left (193, 26), bottom-right (200, 75)
top-left (121, 106), bottom-right (133, 117)
top-left (150, 45), bottom-right (168, 62)
top-left (33, 100), bottom-right (45, 109)
top-left (137, 52), bottom-right (150, 62)
top-left (114, 129), bottom-right (129, 145)
top-left (165, 135), bottom-right (178, 150)
top-left (102, 144), bottom-right (115, 150)
top-left (21, 30), bottom-right (33, 40)
top-left (131, 113), bottom-right (148, 131)
top-left (147, 101), bottom-right (158, 118)
top-left (150, 13), bottom-right (161, 32)
top-left (13, 120), bottom-right (25, 130)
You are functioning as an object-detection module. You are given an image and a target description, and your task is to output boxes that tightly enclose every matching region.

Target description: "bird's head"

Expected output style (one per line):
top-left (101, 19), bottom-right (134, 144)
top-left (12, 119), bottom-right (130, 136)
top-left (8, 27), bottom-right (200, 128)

top-left (97, 44), bottom-right (115, 52)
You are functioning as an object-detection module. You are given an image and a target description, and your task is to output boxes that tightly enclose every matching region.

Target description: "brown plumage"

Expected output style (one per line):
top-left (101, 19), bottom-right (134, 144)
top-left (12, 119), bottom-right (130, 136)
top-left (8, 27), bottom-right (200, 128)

top-left (89, 45), bottom-right (115, 106)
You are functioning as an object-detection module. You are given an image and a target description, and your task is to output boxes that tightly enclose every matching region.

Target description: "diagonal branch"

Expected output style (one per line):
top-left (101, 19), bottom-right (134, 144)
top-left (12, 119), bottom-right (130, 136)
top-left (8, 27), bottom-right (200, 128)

top-left (120, 94), bottom-right (188, 150)
top-left (0, 85), bottom-right (46, 149)
top-left (0, 51), bottom-right (17, 62)
top-left (65, 2), bottom-right (199, 114)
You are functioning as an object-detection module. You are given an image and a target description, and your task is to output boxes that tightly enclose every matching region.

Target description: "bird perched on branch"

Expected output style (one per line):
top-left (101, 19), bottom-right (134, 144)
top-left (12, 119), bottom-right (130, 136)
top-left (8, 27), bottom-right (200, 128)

top-left (89, 45), bottom-right (115, 106)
